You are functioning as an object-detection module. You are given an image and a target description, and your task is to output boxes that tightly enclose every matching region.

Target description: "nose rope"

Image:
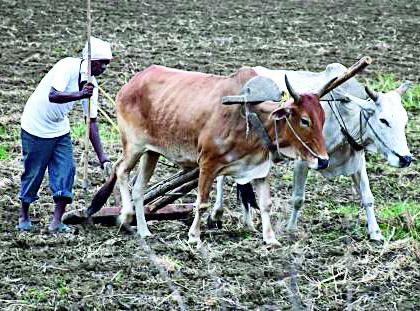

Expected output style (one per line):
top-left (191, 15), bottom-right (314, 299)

top-left (273, 117), bottom-right (322, 159)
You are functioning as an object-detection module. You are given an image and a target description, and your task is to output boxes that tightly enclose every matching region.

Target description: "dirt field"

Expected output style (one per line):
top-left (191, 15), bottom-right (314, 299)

top-left (0, 0), bottom-right (419, 310)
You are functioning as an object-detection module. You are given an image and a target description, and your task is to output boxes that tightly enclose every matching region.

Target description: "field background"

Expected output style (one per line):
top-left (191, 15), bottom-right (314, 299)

top-left (0, 0), bottom-right (419, 310)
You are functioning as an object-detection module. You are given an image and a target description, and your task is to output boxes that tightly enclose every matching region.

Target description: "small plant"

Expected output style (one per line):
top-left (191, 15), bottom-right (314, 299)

top-left (70, 121), bottom-right (119, 143)
top-left (333, 203), bottom-right (359, 216)
top-left (379, 202), bottom-right (420, 240)
top-left (0, 125), bottom-right (6, 137)
top-left (403, 83), bottom-right (420, 111)
top-left (367, 73), bottom-right (420, 111)
top-left (112, 270), bottom-right (124, 285)
top-left (99, 123), bottom-right (120, 143)
top-left (56, 278), bottom-right (69, 298)
top-left (23, 287), bottom-right (48, 304)
top-left (70, 121), bottom-right (86, 139)
top-left (0, 145), bottom-right (9, 161)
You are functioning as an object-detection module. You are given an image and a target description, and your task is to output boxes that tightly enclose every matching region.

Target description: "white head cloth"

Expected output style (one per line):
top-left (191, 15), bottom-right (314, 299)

top-left (82, 36), bottom-right (113, 60)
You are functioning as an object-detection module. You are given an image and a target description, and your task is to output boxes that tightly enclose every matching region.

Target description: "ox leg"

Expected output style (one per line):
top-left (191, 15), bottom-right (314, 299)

top-left (286, 160), bottom-right (309, 231)
top-left (351, 159), bottom-right (383, 241)
top-left (132, 151), bottom-right (159, 238)
top-left (188, 168), bottom-right (215, 244)
top-left (117, 148), bottom-right (142, 227)
top-left (207, 176), bottom-right (225, 229)
top-left (254, 178), bottom-right (280, 245)
top-left (238, 183), bottom-right (258, 231)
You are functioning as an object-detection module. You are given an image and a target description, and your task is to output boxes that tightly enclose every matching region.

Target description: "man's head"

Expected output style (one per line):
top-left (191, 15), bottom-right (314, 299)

top-left (82, 36), bottom-right (112, 76)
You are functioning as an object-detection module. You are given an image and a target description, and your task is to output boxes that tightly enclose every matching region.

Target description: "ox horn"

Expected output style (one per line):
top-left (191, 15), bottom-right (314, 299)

top-left (365, 85), bottom-right (379, 102)
top-left (285, 75), bottom-right (300, 103)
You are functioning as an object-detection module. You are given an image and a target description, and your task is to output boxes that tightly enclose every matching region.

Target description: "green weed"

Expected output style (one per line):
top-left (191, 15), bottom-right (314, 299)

top-left (70, 121), bottom-right (86, 139)
top-left (0, 145), bottom-right (9, 161)
top-left (367, 73), bottom-right (420, 111)
top-left (113, 270), bottom-right (124, 285)
top-left (70, 121), bottom-right (119, 143)
top-left (56, 278), bottom-right (69, 298)
top-left (333, 203), bottom-right (359, 216)
top-left (0, 125), bottom-right (6, 137)
top-left (379, 202), bottom-right (420, 240)
top-left (23, 287), bottom-right (48, 304)
top-left (99, 123), bottom-right (120, 143)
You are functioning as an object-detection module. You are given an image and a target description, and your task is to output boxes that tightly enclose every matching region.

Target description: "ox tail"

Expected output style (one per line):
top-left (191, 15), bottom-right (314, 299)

top-left (85, 157), bottom-right (123, 216)
top-left (237, 183), bottom-right (259, 211)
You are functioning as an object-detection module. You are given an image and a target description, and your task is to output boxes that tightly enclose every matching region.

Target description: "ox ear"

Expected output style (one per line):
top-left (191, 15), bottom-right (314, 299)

top-left (270, 106), bottom-right (293, 120)
top-left (395, 81), bottom-right (412, 95)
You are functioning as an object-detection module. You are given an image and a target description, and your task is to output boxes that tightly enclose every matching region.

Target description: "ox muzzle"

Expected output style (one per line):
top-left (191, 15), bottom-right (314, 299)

top-left (317, 157), bottom-right (330, 170)
top-left (399, 155), bottom-right (412, 168)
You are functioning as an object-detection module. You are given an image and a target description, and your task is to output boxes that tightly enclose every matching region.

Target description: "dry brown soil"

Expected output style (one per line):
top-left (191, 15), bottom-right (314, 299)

top-left (0, 1), bottom-right (419, 310)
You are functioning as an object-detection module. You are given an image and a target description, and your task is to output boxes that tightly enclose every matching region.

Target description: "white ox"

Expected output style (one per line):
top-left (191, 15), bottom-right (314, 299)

top-left (210, 63), bottom-right (412, 241)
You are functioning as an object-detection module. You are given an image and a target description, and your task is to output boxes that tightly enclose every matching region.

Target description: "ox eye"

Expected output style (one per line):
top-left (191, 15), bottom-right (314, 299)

top-left (300, 117), bottom-right (311, 127)
top-left (380, 118), bottom-right (390, 127)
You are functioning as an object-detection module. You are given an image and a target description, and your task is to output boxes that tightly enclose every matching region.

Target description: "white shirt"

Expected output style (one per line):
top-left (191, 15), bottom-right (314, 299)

top-left (21, 57), bottom-right (98, 138)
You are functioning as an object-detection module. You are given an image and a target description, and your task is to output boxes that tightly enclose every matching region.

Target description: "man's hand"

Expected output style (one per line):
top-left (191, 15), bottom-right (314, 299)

top-left (81, 82), bottom-right (94, 99)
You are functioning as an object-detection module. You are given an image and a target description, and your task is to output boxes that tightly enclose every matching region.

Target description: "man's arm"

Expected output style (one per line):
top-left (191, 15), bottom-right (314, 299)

top-left (48, 83), bottom-right (93, 104)
top-left (89, 117), bottom-right (110, 168)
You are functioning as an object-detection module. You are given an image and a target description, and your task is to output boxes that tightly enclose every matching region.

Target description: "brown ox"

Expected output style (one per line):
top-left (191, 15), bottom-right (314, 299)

top-left (89, 65), bottom-right (335, 245)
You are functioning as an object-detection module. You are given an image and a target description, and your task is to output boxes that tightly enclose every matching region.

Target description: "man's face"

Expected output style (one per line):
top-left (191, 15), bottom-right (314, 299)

top-left (91, 59), bottom-right (110, 76)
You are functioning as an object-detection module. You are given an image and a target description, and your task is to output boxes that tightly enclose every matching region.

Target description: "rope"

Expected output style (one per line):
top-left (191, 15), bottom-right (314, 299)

top-left (322, 94), bottom-right (365, 151)
top-left (284, 117), bottom-right (321, 158)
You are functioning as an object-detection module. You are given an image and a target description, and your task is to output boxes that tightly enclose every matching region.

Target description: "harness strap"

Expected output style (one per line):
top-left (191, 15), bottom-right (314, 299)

top-left (323, 93), bottom-right (365, 151)
top-left (248, 112), bottom-right (275, 150)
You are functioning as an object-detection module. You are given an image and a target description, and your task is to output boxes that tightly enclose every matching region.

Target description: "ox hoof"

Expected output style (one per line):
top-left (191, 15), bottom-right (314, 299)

top-left (286, 223), bottom-right (298, 232)
top-left (368, 230), bottom-right (384, 242)
top-left (119, 223), bottom-right (135, 234)
top-left (207, 215), bottom-right (223, 230)
top-left (117, 215), bottom-right (135, 234)
top-left (188, 235), bottom-right (202, 245)
top-left (118, 213), bottom-right (133, 225)
top-left (136, 228), bottom-right (152, 238)
top-left (264, 238), bottom-right (281, 247)
top-left (244, 222), bottom-right (257, 232)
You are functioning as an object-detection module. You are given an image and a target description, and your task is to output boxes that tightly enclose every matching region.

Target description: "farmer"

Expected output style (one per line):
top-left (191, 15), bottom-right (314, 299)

top-left (18, 36), bottom-right (113, 232)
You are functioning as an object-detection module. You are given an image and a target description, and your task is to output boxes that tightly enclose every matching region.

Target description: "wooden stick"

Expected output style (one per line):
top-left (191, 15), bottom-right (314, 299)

top-left (82, 0), bottom-right (92, 190)
top-left (320, 56), bottom-right (372, 97)
top-left (147, 179), bottom-right (198, 213)
top-left (143, 168), bottom-right (199, 205)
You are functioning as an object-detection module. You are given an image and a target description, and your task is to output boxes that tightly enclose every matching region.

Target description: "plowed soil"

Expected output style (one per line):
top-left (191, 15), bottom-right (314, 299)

top-left (0, 1), bottom-right (419, 310)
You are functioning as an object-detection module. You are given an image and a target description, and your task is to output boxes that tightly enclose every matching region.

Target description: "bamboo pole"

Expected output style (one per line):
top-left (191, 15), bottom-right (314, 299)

top-left (82, 0), bottom-right (92, 190)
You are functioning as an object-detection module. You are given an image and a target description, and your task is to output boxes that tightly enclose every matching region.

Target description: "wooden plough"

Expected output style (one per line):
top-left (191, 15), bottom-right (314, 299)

top-left (63, 168), bottom-right (199, 226)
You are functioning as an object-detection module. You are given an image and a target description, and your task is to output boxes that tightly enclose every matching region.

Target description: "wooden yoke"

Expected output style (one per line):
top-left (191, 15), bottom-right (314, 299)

top-left (319, 56), bottom-right (372, 97)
